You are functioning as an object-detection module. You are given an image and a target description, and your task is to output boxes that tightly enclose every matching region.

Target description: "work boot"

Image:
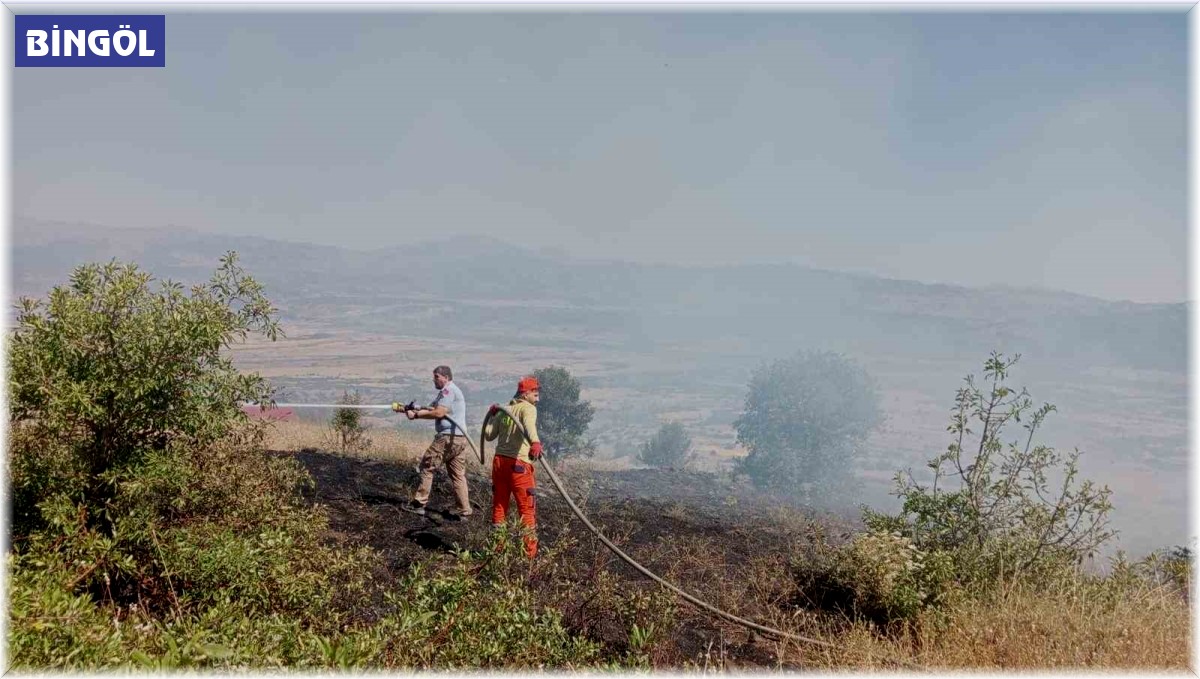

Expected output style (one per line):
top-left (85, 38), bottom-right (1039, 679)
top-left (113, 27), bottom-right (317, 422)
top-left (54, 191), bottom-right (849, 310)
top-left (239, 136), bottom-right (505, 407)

top-left (402, 500), bottom-right (425, 516)
top-left (446, 512), bottom-right (473, 523)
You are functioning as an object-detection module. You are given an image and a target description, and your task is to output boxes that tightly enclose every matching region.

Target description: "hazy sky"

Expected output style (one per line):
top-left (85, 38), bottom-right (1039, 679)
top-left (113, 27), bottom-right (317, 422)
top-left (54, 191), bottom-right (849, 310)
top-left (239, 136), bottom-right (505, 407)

top-left (13, 10), bottom-right (1188, 303)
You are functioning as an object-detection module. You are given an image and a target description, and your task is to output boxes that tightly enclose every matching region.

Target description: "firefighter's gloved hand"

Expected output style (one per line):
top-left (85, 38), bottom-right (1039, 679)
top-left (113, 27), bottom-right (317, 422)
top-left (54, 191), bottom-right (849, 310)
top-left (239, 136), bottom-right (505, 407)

top-left (529, 442), bottom-right (543, 460)
top-left (487, 403), bottom-right (500, 417)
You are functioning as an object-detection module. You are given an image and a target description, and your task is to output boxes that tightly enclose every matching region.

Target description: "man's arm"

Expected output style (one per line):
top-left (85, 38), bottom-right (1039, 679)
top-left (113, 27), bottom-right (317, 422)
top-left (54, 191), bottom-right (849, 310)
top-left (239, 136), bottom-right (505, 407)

top-left (520, 406), bottom-right (544, 459)
top-left (410, 404), bottom-right (449, 420)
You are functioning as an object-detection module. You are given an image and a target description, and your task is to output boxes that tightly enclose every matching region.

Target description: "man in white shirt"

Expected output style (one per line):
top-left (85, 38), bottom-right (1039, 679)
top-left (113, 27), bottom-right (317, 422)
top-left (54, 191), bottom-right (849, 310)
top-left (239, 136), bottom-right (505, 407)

top-left (397, 365), bottom-right (473, 520)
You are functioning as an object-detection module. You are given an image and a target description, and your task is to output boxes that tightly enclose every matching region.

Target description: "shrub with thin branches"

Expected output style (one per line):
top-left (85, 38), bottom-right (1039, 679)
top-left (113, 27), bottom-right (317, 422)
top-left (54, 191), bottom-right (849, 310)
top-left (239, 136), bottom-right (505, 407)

top-left (864, 352), bottom-right (1114, 584)
top-left (330, 390), bottom-right (372, 454)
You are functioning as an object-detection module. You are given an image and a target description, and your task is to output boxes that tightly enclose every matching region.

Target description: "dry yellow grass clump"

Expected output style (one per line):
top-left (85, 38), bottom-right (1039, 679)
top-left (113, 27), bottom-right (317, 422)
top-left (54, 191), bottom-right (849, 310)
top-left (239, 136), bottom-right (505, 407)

top-left (259, 417), bottom-right (642, 472)
top-left (913, 579), bottom-right (1191, 669)
top-left (787, 578), bottom-right (1191, 671)
top-left (259, 418), bottom-right (429, 463)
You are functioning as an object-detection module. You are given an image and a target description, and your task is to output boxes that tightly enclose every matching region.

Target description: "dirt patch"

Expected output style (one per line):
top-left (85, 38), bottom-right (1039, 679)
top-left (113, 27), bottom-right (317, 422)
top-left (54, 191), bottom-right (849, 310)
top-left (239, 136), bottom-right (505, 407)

top-left (286, 450), bottom-right (849, 571)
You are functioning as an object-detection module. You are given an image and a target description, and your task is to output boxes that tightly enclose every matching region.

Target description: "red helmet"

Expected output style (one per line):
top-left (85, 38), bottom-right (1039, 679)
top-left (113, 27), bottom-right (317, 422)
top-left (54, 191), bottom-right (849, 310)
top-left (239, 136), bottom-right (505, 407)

top-left (517, 376), bottom-right (540, 394)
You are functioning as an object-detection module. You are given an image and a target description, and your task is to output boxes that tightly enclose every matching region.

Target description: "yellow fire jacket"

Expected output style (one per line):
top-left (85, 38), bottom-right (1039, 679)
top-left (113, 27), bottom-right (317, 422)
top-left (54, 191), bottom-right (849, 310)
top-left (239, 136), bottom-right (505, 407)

top-left (487, 399), bottom-right (541, 463)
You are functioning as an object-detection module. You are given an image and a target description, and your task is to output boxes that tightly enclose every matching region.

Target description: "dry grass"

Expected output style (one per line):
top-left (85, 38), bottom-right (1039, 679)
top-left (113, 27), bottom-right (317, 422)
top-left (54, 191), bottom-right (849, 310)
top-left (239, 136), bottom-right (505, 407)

top-left (770, 577), bottom-right (1192, 671)
top-left (907, 579), bottom-right (1191, 670)
top-left (631, 532), bottom-right (1189, 671)
top-left (554, 456), bottom-right (635, 473)
top-left (259, 418), bottom-right (429, 464)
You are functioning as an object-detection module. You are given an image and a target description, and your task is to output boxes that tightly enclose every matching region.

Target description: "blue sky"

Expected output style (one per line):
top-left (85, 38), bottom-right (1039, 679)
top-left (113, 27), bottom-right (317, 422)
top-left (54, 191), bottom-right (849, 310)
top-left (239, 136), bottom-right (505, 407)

top-left (13, 10), bottom-right (1188, 302)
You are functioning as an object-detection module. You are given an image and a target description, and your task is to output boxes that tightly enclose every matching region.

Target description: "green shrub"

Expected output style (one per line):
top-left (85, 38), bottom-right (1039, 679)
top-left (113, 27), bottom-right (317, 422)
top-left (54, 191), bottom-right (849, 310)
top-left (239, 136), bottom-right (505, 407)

top-left (639, 421), bottom-right (693, 469)
top-left (1103, 546), bottom-right (1192, 600)
top-left (865, 352), bottom-right (1113, 586)
top-left (478, 523), bottom-right (677, 666)
top-left (129, 539), bottom-right (607, 670)
top-left (8, 460), bottom-right (627, 670)
top-left (9, 253), bottom-right (279, 537)
top-left (7, 556), bottom-right (140, 668)
top-left (380, 544), bottom-right (605, 669)
top-left (793, 529), bottom-right (956, 626)
top-left (330, 390), bottom-right (372, 454)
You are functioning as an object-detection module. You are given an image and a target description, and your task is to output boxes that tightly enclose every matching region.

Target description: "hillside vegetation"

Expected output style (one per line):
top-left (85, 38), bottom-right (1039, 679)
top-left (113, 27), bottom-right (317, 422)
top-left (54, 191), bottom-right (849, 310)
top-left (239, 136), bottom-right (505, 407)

top-left (7, 256), bottom-right (1190, 670)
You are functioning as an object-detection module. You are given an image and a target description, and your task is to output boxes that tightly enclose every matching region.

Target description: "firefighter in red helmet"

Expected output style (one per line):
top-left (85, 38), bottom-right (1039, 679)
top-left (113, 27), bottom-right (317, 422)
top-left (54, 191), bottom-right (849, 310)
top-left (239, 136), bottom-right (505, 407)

top-left (484, 375), bottom-right (543, 557)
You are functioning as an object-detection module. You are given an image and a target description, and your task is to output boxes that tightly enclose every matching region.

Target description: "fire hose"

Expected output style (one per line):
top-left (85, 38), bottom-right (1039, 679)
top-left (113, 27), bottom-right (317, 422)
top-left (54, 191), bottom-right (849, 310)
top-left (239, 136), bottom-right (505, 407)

top-left (252, 400), bottom-right (923, 669)
top-left (481, 405), bottom-right (924, 670)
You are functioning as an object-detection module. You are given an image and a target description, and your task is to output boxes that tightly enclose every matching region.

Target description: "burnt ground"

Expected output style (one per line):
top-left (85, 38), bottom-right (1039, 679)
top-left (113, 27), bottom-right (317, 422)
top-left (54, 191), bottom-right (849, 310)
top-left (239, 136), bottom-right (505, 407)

top-left (282, 449), bottom-right (860, 668)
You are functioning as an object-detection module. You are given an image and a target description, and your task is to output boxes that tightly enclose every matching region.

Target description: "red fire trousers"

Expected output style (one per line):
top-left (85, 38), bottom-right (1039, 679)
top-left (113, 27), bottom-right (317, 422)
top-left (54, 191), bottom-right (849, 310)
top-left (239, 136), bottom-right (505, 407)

top-left (491, 455), bottom-right (538, 557)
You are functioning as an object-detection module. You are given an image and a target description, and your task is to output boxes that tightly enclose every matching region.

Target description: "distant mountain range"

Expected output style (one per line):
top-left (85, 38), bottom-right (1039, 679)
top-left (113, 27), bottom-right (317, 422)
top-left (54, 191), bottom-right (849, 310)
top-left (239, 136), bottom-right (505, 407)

top-left (13, 217), bottom-right (1186, 373)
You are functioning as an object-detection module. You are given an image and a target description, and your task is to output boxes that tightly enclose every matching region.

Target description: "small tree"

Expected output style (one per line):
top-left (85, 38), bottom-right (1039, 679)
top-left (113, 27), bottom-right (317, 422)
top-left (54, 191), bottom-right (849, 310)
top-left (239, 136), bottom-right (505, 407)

top-left (866, 352), bottom-right (1115, 579)
top-left (639, 421), bottom-right (692, 469)
top-left (532, 366), bottom-right (596, 460)
top-left (330, 390), bottom-right (372, 454)
top-left (734, 351), bottom-right (882, 500)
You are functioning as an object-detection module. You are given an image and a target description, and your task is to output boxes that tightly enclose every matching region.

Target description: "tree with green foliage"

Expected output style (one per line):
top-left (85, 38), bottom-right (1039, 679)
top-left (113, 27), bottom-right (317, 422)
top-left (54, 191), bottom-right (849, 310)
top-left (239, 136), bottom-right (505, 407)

top-left (638, 421), bottom-right (692, 469)
top-left (9, 253), bottom-right (280, 536)
top-left (331, 390), bottom-right (372, 454)
top-left (531, 366), bottom-right (596, 460)
top-left (864, 352), bottom-right (1115, 582)
top-left (733, 351), bottom-right (882, 500)
top-left (6, 254), bottom-right (372, 667)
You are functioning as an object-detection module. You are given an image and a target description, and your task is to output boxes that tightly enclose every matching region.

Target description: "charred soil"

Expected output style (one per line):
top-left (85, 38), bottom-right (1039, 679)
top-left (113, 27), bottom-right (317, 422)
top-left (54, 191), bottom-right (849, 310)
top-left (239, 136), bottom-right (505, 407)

top-left (283, 448), bottom-right (857, 668)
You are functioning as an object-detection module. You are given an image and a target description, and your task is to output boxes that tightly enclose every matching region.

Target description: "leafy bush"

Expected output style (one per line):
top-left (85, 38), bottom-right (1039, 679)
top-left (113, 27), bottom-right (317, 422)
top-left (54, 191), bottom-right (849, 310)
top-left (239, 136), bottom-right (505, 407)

top-left (1146, 545), bottom-right (1192, 594)
top-left (638, 421), bottom-right (693, 468)
top-left (112, 536), bottom-right (611, 671)
top-left (532, 366), bottom-right (596, 460)
top-left (7, 415), bottom-right (378, 641)
top-left (8, 556), bottom-right (139, 668)
top-left (794, 353), bottom-right (1122, 628)
top-left (377, 540), bottom-right (608, 669)
top-left (330, 390), bottom-right (372, 454)
top-left (864, 352), bottom-right (1114, 585)
top-left (734, 351), bottom-right (882, 500)
top-left (793, 529), bottom-right (956, 627)
top-left (5, 255), bottom-right (358, 667)
top-left (9, 538), bottom-right (610, 670)
top-left (9, 254), bottom-right (279, 537)
top-left (1104, 546), bottom-right (1192, 598)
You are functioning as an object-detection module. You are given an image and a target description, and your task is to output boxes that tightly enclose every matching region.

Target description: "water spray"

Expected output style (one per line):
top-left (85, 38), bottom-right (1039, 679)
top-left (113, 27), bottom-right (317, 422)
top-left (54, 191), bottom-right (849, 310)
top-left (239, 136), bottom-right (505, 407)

top-left (244, 401), bottom-right (483, 464)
